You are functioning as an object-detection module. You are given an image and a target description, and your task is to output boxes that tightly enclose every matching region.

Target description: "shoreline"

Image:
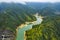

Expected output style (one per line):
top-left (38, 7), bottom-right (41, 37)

top-left (16, 13), bottom-right (43, 40)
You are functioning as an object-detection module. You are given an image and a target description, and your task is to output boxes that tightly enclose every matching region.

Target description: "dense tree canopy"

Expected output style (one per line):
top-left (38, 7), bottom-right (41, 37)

top-left (26, 16), bottom-right (60, 40)
top-left (0, 3), bottom-right (36, 33)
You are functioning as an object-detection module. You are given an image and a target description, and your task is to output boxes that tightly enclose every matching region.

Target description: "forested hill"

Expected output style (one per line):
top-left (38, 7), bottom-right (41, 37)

top-left (26, 2), bottom-right (60, 16)
top-left (26, 15), bottom-right (60, 40)
top-left (0, 3), bottom-right (36, 32)
top-left (26, 2), bottom-right (60, 11)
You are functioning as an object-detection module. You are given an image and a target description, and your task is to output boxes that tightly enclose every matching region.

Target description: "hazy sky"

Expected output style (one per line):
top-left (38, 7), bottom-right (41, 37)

top-left (0, 0), bottom-right (60, 3)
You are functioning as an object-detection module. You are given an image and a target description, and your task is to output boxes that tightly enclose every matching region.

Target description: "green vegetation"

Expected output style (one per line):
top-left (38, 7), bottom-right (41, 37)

top-left (38, 7), bottom-right (56, 16)
top-left (0, 3), bottom-right (36, 33)
top-left (26, 15), bottom-right (60, 40)
top-left (0, 2), bottom-right (60, 40)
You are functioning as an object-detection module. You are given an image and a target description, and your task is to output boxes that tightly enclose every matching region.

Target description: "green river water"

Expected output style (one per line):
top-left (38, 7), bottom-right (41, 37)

top-left (16, 14), bottom-right (43, 40)
top-left (16, 24), bottom-right (33, 40)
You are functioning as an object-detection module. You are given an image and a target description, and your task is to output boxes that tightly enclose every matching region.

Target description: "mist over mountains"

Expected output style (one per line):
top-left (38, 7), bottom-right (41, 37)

top-left (0, 2), bottom-right (60, 15)
top-left (26, 2), bottom-right (60, 16)
top-left (26, 2), bottom-right (60, 11)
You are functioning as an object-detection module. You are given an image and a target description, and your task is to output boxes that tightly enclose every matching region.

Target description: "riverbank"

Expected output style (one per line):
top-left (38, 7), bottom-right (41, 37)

top-left (16, 13), bottom-right (43, 40)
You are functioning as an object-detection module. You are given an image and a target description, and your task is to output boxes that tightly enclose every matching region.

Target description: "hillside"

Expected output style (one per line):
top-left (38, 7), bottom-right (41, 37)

top-left (0, 3), bottom-right (36, 33)
top-left (26, 2), bottom-right (60, 16)
top-left (26, 2), bottom-right (60, 11)
top-left (26, 15), bottom-right (60, 40)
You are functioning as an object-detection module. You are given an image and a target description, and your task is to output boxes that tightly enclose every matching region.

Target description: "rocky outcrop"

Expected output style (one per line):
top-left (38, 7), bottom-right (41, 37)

top-left (0, 29), bottom-right (15, 40)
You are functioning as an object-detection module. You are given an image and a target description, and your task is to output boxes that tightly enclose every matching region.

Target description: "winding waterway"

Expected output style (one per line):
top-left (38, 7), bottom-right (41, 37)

top-left (16, 13), bottom-right (43, 40)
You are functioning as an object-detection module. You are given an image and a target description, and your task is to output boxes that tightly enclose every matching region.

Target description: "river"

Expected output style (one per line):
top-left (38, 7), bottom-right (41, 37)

top-left (16, 13), bottom-right (43, 40)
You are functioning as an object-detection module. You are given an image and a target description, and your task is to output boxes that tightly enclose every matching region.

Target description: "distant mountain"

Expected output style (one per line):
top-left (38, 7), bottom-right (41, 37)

top-left (26, 2), bottom-right (60, 16)
top-left (39, 7), bottom-right (57, 16)
top-left (26, 2), bottom-right (60, 11)
top-left (26, 2), bottom-right (50, 11)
